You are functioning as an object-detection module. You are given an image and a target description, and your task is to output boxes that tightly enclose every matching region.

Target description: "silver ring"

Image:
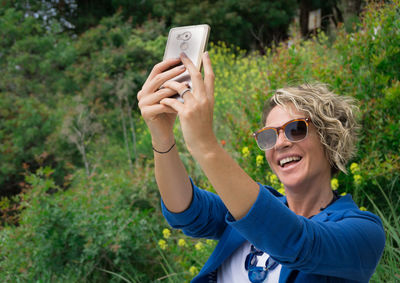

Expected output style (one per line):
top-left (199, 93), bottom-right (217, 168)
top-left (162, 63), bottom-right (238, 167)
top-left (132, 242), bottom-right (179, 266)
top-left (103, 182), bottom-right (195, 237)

top-left (179, 87), bottom-right (191, 97)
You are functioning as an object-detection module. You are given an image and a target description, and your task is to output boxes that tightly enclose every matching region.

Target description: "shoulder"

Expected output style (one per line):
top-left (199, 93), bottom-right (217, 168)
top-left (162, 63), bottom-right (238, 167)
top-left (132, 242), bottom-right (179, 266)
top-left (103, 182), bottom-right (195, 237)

top-left (323, 194), bottom-right (383, 225)
top-left (258, 183), bottom-right (287, 203)
top-left (318, 194), bottom-right (385, 250)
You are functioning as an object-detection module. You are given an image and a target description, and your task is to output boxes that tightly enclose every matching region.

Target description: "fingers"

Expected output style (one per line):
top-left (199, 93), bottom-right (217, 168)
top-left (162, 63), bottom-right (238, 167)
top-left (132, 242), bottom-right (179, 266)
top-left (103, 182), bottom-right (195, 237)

top-left (140, 103), bottom-right (177, 120)
top-left (162, 80), bottom-right (194, 103)
top-left (143, 64), bottom-right (186, 93)
top-left (160, 97), bottom-right (185, 113)
top-left (145, 58), bottom-right (181, 84)
top-left (138, 59), bottom-right (184, 103)
top-left (202, 52), bottom-right (215, 103)
top-left (180, 53), bottom-right (206, 98)
top-left (138, 87), bottom-right (177, 108)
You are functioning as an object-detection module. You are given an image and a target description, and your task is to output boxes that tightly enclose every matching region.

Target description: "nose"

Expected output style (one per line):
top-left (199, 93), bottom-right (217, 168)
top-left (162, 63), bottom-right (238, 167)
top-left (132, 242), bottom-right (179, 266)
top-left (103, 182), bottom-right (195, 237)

top-left (274, 129), bottom-right (291, 149)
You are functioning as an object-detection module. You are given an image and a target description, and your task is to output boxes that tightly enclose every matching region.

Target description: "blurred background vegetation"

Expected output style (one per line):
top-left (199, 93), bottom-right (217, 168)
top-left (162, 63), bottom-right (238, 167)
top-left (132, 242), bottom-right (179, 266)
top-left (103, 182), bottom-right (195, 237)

top-left (0, 0), bottom-right (399, 282)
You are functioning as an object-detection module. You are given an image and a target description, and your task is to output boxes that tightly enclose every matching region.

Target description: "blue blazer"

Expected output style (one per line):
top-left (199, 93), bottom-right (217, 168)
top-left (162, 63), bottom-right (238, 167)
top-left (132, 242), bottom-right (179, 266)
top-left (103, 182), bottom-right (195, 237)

top-left (162, 181), bottom-right (385, 282)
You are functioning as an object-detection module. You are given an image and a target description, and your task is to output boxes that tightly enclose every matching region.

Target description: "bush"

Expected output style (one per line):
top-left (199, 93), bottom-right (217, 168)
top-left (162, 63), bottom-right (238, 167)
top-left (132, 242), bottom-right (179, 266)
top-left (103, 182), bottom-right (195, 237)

top-left (0, 95), bottom-right (59, 198)
top-left (0, 165), bottom-right (166, 282)
top-left (0, 9), bottom-right (166, 195)
top-left (0, 1), bottom-right (399, 282)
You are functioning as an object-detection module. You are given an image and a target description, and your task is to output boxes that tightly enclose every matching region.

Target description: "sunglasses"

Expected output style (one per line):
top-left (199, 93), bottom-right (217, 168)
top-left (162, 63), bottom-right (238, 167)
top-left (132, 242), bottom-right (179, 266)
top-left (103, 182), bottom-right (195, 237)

top-left (253, 118), bottom-right (310, 151)
top-left (244, 245), bottom-right (279, 283)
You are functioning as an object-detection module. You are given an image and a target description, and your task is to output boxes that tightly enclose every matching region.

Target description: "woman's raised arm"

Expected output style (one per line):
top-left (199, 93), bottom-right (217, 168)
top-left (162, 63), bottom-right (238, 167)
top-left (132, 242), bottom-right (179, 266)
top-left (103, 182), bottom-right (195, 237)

top-left (160, 52), bottom-right (260, 220)
top-left (137, 58), bottom-right (192, 213)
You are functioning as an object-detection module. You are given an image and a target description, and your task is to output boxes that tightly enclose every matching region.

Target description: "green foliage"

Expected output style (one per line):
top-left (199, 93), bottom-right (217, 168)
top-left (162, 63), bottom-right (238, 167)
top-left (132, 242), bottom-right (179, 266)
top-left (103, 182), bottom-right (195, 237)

top-left (64, 13), bottom-right (167, 171)
top-left (152, 0), bottom-right (297, 52)
top-left (0, 95), bottom-right (58, 196)
top-left (334, 2), bottom-right (400, 162)
top-left (0, 9), bottom-right (166, 193)
top-left (0, 1), bottom-right (399, 282)
top-left (367, 178), bottom-right (400, 283)
top-left (0, 8), bottom-right (73, 100)
top-left (3, 0), bottom-right (77, 33)
top-left (68, 12), bottom-right (166, 104)
top-left (154, 228), bottom-right (217, 282)
top-left (4, 0), bottom-right (298, 52)
top-left (331, 1), bottom-right (400, 204)
top-left (0, 166), bottom-right (167, 282)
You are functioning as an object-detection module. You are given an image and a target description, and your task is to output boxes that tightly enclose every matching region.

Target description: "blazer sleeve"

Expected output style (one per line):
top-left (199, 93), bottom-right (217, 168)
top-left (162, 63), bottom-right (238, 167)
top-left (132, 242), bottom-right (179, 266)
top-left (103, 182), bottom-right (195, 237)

top-left (161, 178), bottom-right (228, 240)
top-left (226, 183), bottom-right (385, 282)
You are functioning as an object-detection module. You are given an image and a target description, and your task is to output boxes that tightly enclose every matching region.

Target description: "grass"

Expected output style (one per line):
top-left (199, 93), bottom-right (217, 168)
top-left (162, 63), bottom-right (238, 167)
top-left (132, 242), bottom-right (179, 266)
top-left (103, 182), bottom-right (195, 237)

top-left (368, 177), bottom-right (400, 282)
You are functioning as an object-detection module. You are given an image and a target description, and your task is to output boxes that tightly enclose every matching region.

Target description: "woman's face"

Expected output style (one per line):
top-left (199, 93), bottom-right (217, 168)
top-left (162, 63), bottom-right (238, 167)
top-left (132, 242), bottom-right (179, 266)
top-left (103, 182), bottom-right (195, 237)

top-left (264, 104), bottom-right (331, 190)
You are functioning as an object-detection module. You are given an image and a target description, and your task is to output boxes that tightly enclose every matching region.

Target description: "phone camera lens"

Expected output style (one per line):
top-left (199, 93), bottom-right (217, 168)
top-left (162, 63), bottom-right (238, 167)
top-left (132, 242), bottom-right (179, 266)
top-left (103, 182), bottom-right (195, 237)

top-left (177, 31), bottom-right (192, 41)
top-left (183, 32), bottom-right (191, 40)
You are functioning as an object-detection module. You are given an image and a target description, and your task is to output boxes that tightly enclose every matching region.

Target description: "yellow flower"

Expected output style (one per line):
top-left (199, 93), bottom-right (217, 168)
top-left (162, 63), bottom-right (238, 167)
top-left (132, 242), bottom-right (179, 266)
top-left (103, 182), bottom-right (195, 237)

top-left (353, 174), bottom-right (363, 186)
top-left (242, 147), bottom-right (250, 158)
top-left (340, 192), bottom-right (347, 196)
top-left (277, 188), bottom-right (285, 195)
top-left (330, 178), bottom-right (339, 190)
top-left (177, 238), bottom-right (187, 247)
top-left (195, 242), bottom-right (204, 251)
top-left (269, 174), bottom-right (279, 185)
top-left (350, 162), bottom-right (360, 174)
top-left (206, 239), bottom-right (214, 245)
top-left (189, 266), bottom-right (199, 276)
top-left (277, 183), bottom-right (285, 195)
top-left (162, 228), bottom-right (171, 239)
top-left (256, 155), bottom-right (264, 167)
top-left (158, 239), bottom-right (167, 250)
top-left (360, 206), bottom-right (367, 211)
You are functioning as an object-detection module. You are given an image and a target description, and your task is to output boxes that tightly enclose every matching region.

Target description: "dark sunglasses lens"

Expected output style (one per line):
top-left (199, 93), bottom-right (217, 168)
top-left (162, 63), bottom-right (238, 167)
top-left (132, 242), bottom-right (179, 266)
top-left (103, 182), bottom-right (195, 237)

top-left (248, 268), bottom-right (267, 283)
top-left (256, 129), bottom-right (277, 150)
top-left (285, 120), bottom-right (308, 141)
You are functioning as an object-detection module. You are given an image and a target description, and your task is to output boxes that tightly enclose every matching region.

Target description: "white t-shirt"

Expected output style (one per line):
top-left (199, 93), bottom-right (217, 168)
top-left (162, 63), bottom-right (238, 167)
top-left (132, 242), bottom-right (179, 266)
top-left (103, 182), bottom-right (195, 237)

top-left (217, 241), bottom-right (281, 283)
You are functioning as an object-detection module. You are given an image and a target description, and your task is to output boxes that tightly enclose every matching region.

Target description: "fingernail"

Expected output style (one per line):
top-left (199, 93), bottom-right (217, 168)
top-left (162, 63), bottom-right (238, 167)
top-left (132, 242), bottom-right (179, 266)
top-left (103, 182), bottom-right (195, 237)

top-left (180, 52), bottom-right (188, 59)
top-left (205, 51), bottom-right (209, 57)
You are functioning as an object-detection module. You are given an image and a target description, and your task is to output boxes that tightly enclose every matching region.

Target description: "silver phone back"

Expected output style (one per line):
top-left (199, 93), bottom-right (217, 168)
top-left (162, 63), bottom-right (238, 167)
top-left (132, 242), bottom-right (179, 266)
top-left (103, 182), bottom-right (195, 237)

top-left (163, 24), bottom-right (210, 87)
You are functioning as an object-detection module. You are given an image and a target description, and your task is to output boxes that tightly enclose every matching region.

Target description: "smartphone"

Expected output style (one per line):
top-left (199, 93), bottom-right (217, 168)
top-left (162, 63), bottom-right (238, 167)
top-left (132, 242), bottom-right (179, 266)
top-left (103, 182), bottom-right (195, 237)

top-left (163, 24), bottom-right (210, 101)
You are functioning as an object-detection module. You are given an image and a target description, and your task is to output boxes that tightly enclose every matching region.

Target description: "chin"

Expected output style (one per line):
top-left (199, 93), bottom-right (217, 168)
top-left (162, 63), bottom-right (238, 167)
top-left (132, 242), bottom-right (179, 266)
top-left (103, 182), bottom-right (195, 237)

top-left (279, 176), bottom-right (305, 190)
top-left (274, 165), bottom-right (311, 190)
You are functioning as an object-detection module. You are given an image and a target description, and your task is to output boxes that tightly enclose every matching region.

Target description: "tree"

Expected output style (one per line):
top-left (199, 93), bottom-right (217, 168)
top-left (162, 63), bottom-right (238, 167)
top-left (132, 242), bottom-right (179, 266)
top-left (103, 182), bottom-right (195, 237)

top-left (153, 0), bottom-right (297, 52)
top-left (298, 0), bottom-right (344, 37)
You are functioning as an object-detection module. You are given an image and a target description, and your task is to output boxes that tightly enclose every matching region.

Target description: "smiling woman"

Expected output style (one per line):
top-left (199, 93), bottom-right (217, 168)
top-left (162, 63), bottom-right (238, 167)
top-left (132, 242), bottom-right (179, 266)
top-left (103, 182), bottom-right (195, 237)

top-left (137, 53), bottom-right (385, 283)
top-left (260, 84), bottom-right (357, 217)
top-left (262, 84), bottom-right (360, 175)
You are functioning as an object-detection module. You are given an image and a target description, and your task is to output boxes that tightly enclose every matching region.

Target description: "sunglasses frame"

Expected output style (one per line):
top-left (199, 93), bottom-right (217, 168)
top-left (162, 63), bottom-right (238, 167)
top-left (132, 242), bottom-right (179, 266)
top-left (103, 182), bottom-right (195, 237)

top-left (252, 118), bottom-right (310, 151)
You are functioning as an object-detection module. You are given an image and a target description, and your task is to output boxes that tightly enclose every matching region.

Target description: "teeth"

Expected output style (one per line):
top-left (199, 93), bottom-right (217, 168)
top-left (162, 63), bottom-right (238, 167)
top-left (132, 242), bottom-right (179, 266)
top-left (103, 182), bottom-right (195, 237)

top-left (280, 156), bottom-right (301, 167)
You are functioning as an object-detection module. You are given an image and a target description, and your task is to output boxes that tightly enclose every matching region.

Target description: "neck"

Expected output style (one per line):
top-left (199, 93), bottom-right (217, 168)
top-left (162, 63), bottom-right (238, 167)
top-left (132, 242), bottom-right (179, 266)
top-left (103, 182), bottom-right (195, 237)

top-left (285, 178), bottom-right (334, 218)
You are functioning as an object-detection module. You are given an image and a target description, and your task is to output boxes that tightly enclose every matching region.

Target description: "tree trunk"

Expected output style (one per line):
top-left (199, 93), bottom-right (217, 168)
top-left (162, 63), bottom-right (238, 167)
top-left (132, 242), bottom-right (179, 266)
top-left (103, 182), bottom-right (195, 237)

top-left (299, 0), bottom-right (312, 37)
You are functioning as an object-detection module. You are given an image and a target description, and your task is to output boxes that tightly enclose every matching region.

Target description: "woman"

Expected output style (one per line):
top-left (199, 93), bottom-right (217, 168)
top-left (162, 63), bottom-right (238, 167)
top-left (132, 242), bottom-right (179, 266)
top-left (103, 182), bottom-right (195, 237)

top-left (137, 52), bottom-right (385, 282)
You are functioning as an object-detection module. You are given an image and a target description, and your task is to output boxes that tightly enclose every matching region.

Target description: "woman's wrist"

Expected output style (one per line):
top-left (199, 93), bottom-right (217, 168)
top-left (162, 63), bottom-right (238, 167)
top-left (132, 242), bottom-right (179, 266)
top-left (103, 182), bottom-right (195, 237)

top-left (153, 140), bottom-right (176, 154)
top-left (189, 136), bottom-right (221, 161)
top-left (151, 135), bottom-right (176, 153)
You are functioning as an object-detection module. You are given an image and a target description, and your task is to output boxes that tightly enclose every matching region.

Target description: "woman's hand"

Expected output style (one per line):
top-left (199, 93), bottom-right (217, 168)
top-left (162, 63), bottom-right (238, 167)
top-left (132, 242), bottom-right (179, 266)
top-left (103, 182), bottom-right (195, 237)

top-left (137, 58), bottom-right (186, 149)
top-left (160, 52), bottom-right (218, 155)
top-left (161, 52), bottom-right (260, 219)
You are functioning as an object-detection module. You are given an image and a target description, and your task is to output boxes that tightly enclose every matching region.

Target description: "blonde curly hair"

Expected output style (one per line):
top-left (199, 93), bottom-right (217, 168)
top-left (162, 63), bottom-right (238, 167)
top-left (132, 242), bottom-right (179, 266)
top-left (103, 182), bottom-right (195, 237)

top-left (262, 83), bottom-right (360, 175)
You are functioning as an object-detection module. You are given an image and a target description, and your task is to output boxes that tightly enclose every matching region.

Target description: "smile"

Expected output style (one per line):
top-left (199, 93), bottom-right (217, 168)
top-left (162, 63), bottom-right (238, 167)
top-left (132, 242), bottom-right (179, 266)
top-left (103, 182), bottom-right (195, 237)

top-left (279, 156), bottom-right (302, 167)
